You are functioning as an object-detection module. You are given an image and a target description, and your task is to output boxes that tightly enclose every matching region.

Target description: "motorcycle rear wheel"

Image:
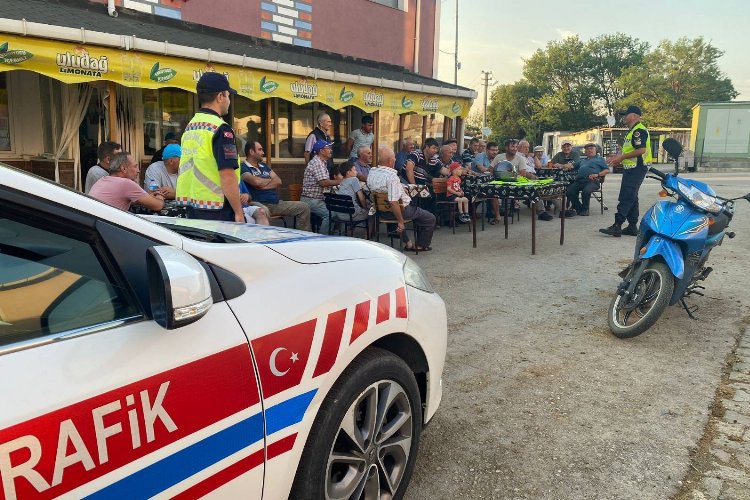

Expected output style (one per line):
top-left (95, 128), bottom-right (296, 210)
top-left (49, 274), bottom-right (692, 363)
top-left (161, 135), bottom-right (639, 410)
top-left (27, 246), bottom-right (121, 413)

top-left (608, 261), bottom-right (675, 338)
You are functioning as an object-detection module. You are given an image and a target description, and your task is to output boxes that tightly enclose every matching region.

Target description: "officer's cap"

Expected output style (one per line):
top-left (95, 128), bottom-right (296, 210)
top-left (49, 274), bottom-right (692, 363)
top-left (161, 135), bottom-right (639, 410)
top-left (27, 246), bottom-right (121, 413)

top-left (197, 72), bottom-right (237, 94)
top-left (618, 105), bottom-right (642, 116)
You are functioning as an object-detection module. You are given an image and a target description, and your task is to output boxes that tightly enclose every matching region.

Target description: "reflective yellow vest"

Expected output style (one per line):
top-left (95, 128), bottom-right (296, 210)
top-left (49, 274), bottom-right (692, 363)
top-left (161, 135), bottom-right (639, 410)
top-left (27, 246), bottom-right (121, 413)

top-left (621, 122), bottom-right (652, 169)
top-left (176, 112), bottom-right (239, 209)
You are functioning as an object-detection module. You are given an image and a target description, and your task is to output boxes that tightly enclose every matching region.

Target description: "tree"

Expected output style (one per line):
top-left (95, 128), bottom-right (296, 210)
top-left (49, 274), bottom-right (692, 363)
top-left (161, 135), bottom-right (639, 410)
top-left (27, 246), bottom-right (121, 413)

top-left (618, 37), bottom-right (738, 126)
top-left (522, 36), bottom-right (597, 132)
top-left (585, 34), bottom-right (649, 117)
top-left (486, 81), bottom-right (548, 144)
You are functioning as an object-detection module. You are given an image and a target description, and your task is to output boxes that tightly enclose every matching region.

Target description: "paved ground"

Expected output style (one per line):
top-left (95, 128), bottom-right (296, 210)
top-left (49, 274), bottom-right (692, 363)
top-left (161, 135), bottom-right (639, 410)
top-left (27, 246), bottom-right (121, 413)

top-left (401, 172), bottom-right (750, 499)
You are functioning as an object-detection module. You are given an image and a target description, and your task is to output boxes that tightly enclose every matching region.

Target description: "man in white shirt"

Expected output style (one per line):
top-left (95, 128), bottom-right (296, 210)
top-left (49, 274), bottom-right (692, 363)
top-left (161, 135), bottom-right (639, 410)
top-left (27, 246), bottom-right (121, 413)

top-left (368, 146), bottom-right (436, 252)
top-left (143, 143), bottom-right (180, 199)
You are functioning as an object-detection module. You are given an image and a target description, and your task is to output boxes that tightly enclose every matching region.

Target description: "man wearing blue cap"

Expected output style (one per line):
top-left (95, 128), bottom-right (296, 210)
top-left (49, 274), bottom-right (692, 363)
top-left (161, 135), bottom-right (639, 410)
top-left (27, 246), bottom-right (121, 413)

top-left (301, 139), bottom-right (342, 233)
top-left (144, 143), bottom-right (181, 199)
top-left (175, 72), bottom-right (244, 222)
top-left (600, 105), bottom-right (651, 237)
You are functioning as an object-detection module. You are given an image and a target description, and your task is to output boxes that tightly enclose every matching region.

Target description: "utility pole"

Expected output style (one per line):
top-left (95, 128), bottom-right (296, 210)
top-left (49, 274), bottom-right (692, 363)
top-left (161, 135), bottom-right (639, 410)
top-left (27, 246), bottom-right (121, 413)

top-left (454, 0), bottom-right (459, 85)
top-left (481, 70), bottom-right (495, 128)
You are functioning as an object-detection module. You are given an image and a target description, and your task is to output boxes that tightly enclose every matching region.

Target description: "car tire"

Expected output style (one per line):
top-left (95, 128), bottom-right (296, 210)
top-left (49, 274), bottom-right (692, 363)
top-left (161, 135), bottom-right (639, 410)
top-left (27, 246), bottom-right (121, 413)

top-left (290, 347), bottom-right (423, 500)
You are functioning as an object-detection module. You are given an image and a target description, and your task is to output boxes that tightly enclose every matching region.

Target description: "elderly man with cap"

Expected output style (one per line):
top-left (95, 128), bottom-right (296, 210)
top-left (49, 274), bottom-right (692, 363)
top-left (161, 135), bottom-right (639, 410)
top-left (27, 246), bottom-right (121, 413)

top-left (550, 140), bottom-right (580, 170)
top-left (532, 145), bottom-right (549, 169)
top-left (600, 105), bottom-right (651, 237)
top-left (144, 143), bottom-right (181, 200)
top-left (567, 142), bottom-right (609, 216)
top-left (175, 72), bottom-right (243, 222)
top-left (301, 139), bottom-right (342, 234)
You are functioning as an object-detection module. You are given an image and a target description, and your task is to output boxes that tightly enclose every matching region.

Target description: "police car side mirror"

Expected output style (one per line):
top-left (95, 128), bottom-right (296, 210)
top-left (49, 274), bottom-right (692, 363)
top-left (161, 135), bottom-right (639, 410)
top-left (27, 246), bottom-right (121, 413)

top-left (146, 246), bottom-right (212, 329)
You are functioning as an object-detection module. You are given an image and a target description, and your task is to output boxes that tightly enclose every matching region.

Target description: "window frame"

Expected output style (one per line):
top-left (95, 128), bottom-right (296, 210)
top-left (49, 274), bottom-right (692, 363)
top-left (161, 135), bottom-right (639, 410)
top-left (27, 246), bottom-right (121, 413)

top-left (0, 187), bottom-right (146, 355)
top-left (0, 72), bottom-right (17, 156)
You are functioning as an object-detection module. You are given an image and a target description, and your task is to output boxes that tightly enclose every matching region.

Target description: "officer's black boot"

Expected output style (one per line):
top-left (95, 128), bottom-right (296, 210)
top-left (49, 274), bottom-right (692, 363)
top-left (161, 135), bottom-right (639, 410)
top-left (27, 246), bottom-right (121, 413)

top-left (599, 223), bottom-right (622, 237)
top-left (621, 224), bottom-right (639, 236)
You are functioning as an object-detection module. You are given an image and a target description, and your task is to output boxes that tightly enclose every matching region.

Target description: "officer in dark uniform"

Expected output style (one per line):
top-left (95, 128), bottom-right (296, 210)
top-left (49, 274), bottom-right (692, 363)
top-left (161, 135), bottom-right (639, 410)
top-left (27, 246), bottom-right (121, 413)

top-left (600, 105), bottom-right (652, 237)
top-left (176, 73), bottom-right (244, 222)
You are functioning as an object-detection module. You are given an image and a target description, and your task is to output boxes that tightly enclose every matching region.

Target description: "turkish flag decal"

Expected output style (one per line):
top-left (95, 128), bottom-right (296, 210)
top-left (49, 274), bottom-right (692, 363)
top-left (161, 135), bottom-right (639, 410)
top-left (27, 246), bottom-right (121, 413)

top-left (251, 319), bottom-right (317, 398)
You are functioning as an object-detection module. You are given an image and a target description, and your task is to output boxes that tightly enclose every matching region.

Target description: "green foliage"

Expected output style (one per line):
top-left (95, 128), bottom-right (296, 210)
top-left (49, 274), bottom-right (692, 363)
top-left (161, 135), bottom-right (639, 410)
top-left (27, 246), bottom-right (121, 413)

top-left (485, 34), bottom-right (736, 141)
top-left (617, 37), bottom-right (738, 126)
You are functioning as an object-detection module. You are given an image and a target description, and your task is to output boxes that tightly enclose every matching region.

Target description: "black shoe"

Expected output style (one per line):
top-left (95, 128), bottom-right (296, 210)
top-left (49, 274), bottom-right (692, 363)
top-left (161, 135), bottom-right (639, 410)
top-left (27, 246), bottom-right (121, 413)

top-left (599, 224), bottom-right (622, 237)
top-left (561, 209), bottom-right (576, 218)
top-left (578, 209), bottom-right (590, 216)
top-left (622, 224), bottom-right (639, 236)
top-left (538, 212), bottom-right (554, 221)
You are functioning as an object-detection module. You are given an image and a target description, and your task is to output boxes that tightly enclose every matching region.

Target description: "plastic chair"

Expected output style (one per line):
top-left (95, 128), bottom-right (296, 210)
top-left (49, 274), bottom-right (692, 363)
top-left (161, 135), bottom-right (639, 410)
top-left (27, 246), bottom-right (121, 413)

top-left (373, 192), bottom-right (418, 253)
top-left (324, 192), bottom-right (370, 238)
top-left (591, 177), bottom-right (607, 214)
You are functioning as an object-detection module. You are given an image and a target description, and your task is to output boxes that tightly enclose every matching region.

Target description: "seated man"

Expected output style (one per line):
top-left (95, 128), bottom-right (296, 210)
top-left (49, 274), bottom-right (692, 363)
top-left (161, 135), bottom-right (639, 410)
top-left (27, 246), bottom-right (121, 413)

top-left (461, 137), bottom-right (480, 169)
top-left (472, 141), bottom-right (496, 174)
top-left (84, 141), bottom-right (121, 193)
top-left (368, 146), bottom-right (436, 252)
top-left (395, 138), bottom-right (416, 180)
top-left (241, 141), bottom-right (311, 231)
top-left (89, 152), bottom-right (165, 212)
top-left (550, 140), bottom-right (580, 170)
top-left (301, 140), bottom-right (342, 234)
top-left (532, 146), bottom-right (549, 170)
top-left (567, 142), bottom-right (609, 216)
top-left (403, 138), bottom-right (440, 185)
top-left (143, 143), bottom-right (181, 199)
top-left (353, 145), bottom-right (372, 181)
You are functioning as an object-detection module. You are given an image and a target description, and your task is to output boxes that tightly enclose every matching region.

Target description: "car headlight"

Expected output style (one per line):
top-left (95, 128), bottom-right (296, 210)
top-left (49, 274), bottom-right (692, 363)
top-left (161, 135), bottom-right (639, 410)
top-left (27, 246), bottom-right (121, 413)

top-left (403, 257), bottom-right (435, 293)
top-left (677, 182), bottom-right (723, 214)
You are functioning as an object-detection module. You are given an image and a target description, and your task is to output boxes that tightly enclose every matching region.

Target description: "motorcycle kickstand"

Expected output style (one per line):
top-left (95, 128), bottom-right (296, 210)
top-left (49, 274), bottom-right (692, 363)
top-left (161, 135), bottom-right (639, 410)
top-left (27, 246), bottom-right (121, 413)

top-left (679, 298), bottom-right (699, 320)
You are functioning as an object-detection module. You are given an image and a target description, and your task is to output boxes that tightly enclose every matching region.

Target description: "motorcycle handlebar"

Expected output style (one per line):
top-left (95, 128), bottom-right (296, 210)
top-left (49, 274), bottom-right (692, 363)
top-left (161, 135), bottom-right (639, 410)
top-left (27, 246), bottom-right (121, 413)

top-left (649, 166), bottom-right (667, 179)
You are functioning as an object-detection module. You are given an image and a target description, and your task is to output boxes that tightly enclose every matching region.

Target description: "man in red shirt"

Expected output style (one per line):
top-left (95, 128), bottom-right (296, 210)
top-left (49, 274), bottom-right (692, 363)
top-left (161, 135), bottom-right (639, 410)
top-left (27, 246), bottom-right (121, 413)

top-left (89, 152), bottom-right (165, 212)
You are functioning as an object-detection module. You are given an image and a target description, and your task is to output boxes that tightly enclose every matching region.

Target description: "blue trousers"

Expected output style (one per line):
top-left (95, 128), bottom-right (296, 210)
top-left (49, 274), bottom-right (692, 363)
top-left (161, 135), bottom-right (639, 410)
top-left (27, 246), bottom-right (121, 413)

top-left (615, 165), bottom-right (648, 226)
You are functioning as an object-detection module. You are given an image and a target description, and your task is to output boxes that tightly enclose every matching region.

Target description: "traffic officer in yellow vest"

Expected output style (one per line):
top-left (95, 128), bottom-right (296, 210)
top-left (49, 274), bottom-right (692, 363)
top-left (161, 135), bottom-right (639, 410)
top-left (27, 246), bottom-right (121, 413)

top-left (600, 105), bottom-right (652, 237)
top-left (176, 73), bottom-right (243, 222)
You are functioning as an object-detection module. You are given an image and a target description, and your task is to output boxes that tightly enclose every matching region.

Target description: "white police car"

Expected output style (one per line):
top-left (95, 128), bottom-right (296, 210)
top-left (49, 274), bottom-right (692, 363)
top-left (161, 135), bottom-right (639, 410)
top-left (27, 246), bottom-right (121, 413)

top-left (0, 164), bottom-right (447, 499)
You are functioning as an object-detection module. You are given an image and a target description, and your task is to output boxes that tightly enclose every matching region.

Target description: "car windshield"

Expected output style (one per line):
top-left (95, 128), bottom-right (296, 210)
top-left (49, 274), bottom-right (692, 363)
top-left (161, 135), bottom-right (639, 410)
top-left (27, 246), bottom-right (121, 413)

top-left (156, 223), bottom-right (247, 243)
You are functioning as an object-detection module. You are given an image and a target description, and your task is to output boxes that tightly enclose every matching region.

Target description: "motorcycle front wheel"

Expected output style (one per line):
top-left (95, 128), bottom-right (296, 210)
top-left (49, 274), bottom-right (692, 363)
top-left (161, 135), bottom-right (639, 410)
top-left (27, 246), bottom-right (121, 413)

top-left (608, 261), bottom-right (675, 338)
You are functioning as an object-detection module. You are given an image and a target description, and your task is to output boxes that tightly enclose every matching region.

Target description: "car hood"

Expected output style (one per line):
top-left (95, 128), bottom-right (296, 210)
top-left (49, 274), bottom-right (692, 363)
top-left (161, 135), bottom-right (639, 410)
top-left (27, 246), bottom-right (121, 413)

top-left (143, 216), bottom-right (406, 264)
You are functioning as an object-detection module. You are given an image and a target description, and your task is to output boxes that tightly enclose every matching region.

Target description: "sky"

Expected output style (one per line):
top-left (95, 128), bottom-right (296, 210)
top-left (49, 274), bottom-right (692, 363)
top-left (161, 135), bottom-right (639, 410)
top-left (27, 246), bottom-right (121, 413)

top-left (436, 0), bottom-right (750, 118)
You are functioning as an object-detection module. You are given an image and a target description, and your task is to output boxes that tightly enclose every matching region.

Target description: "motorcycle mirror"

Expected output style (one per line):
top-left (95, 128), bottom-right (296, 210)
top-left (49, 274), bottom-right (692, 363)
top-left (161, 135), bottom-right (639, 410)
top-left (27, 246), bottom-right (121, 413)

top-left (662, 138), bottom-right (683, 159)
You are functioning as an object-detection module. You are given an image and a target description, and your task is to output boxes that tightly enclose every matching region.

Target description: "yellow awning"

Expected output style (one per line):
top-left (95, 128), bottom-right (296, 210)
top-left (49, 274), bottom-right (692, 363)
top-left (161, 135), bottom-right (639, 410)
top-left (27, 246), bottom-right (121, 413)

top-left (0, 33), bottom-right (471, 118)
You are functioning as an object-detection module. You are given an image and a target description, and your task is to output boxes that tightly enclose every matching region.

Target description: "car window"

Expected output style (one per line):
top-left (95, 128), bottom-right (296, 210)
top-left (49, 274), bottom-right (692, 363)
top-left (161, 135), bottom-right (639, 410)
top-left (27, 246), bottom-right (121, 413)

top-left (0, 216), bottom-right (141, 347)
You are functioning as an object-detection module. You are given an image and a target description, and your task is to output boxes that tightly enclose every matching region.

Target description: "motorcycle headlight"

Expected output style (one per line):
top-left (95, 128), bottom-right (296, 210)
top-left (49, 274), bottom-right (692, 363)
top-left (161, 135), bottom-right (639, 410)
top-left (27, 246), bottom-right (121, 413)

top-left (677, 182), bottom-right (723, 214)
top-left (403, 257), bottom-right (435, 293)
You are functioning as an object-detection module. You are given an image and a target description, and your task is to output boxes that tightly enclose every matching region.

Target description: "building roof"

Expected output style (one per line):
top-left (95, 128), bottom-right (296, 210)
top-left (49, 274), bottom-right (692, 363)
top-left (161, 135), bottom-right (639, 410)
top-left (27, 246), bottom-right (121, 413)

top-left (692, 101), bottom-right (750, 109)
top-left (0, 0), bottom-right (475, 97)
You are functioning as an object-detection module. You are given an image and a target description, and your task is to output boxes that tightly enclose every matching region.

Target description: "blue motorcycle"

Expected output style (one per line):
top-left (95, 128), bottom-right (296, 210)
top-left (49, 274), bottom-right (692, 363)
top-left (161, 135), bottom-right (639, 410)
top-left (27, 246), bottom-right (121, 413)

top-left (608, 139), bottom-right (750, 338)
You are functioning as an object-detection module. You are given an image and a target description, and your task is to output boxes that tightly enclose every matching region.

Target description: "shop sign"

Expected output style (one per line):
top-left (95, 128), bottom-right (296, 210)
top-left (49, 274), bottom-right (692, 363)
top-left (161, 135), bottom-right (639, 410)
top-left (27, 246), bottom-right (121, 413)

top-left (339, 86), bottom-right (354, 103)
top-left (363, 89), bottom-right (384, 108)
top-left (0, 41), bottom-right (33, 65)
top-left (149, 62), bottom-right (176, 83)
top-left (259, 75), bottom-right (279, 94)
top-left (290, 79), bottom-right (318, 100)
top-left (56, 46), bottom-right (108, 77)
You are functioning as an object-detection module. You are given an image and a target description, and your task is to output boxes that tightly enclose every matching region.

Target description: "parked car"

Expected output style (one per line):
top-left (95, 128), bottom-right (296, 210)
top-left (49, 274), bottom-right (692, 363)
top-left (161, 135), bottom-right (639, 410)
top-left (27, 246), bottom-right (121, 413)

top-left (0, 163), bottom-right (447, 499)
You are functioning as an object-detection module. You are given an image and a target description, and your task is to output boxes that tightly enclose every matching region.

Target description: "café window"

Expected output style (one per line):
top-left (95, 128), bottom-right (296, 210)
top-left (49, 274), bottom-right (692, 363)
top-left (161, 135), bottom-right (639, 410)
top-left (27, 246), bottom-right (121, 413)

top-left (0, 73), bottom-right (11, 151)
top-left (142, 88), bottom-right (195, 156)
top-left (425, 113), bottom-right (445, 143)
top-left (402, 113), bottom-right (423, 149)
top-left (272, 99), bottom-right (349, 159)
top-left (232, 96), bottom-right (267, 155)
top-left (378, 110), bottom-right (400, 152)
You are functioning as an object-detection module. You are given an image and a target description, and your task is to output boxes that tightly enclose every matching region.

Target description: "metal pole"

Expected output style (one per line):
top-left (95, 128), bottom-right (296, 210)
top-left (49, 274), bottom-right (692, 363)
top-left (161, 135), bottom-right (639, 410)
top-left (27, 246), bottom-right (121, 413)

top-left (454, 0), bottom-right (458, 86)
top-left (481, 71), bottom-right (490, 128)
